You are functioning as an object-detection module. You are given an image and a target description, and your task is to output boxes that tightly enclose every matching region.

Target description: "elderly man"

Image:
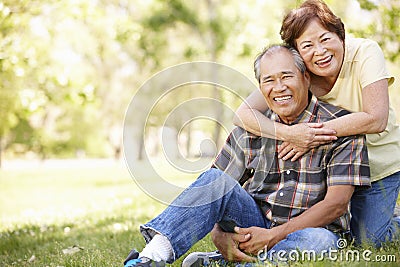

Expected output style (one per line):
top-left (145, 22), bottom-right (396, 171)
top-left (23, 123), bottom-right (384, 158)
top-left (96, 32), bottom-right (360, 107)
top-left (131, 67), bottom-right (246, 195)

top-left (123, 45), bottom-right (370, 267)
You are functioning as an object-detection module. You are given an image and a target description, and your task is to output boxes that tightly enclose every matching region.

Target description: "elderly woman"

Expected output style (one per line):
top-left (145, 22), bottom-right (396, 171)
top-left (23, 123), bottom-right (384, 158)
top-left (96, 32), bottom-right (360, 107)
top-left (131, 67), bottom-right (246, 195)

top-left (232, 0), bottom-right (400, 247)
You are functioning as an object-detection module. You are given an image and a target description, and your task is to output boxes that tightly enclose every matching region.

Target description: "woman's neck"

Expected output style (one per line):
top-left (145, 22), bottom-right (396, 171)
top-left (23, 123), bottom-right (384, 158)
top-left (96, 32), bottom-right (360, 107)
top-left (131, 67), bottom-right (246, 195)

top-left (309, 73), bottom-right (337, 97)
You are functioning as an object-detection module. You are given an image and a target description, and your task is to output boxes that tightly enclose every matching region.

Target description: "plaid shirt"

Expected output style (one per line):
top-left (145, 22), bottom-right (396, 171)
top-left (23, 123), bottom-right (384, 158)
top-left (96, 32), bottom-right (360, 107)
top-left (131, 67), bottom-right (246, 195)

top-left (213, 95), bottom-right (370, 233)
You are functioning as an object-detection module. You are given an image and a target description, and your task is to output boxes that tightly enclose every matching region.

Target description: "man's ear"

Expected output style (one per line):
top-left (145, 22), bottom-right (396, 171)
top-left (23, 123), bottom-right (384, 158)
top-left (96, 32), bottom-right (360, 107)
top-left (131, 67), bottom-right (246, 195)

top-left (304, 71), bottom-right (311, 87)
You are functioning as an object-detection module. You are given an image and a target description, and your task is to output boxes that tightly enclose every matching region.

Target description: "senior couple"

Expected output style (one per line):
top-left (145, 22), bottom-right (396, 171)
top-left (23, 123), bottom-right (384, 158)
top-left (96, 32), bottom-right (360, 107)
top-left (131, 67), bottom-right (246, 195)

top-left (123, 1), bottom-right (400, 266)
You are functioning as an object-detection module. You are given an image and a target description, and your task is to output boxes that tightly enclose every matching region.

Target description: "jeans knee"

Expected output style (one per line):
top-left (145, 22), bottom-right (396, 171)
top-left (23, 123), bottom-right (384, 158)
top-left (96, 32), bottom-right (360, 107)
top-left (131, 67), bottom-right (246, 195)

top-left (286, 228), bottom-right (338, 249)
top-left (197, 168), bottom-right (237, 187)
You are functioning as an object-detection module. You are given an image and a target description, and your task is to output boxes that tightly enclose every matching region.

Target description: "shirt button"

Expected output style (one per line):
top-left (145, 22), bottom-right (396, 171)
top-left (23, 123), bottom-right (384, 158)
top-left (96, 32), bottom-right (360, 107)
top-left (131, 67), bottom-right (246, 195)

top-left (286, 170), bottom-right (290, 174)
top-left (279, 192), bottom-right (284, 197)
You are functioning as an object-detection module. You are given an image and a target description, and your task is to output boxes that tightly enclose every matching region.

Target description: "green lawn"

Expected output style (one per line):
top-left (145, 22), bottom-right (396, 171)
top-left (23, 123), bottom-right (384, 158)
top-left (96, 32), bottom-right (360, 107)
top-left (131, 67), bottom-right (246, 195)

top-left (0, 159), bottom-right (399, 266)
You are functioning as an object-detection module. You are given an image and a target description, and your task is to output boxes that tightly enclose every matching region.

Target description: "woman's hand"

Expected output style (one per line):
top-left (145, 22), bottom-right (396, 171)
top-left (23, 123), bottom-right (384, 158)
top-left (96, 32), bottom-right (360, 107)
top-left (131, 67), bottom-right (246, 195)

top-left (279, 123), bottom-right (337, 161)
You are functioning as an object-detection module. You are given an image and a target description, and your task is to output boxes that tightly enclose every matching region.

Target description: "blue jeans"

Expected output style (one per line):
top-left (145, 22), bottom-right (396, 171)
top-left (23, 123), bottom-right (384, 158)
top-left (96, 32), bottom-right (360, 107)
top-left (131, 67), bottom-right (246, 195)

top-left (351, 171), bottom-right (400, 247)
top-left (140, 168), bottom-right (339, 263)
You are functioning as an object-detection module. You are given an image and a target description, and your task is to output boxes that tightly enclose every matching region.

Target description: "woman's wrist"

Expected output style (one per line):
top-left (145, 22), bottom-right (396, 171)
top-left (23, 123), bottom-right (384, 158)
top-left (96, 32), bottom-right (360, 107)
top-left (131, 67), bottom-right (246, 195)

top-left (275, 122), bottom-right (291, 142)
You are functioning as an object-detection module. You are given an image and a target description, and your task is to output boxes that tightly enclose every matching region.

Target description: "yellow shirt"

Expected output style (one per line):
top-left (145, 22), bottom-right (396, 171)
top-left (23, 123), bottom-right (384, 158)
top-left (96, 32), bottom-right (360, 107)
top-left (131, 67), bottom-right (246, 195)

top-left (318, 37), bottom-right (400, 181)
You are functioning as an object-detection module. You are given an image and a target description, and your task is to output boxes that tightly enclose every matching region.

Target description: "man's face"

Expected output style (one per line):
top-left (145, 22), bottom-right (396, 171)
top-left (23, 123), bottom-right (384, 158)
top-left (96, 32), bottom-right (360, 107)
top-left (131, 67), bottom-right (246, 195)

top-left (258, 49), bottom-right (310, 124)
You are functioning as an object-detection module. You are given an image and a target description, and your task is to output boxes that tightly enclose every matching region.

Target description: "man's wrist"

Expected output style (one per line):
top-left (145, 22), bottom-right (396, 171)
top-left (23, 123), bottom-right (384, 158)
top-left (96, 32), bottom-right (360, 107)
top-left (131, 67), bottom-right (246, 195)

top-left (270, 223), bottom-right (290, 246)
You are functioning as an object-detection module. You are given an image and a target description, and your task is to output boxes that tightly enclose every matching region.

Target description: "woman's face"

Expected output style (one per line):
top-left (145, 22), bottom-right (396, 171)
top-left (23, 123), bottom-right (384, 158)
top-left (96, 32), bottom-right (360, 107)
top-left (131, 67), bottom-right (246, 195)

top-left (295, 18), bottom-right (344, 82)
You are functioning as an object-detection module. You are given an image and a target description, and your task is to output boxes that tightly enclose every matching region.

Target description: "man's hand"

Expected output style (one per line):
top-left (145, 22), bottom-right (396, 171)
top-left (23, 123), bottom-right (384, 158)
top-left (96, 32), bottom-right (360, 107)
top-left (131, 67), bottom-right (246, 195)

top-left (236, 226), bottom-right (285, 255)
top-left (210, 224), bottom-right (256, 262)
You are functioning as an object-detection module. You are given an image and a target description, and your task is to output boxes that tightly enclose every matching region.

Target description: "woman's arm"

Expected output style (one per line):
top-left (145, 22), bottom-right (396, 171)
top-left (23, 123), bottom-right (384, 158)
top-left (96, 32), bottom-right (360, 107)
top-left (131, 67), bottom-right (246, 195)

top-left (234, 89), bottom-right (337, 145)
top-left (277, 79), bottom-right (389, 160)
top-left (233, 89), bottom-right (281, 139)
top-left (323, 79), bottom-right (389, 136)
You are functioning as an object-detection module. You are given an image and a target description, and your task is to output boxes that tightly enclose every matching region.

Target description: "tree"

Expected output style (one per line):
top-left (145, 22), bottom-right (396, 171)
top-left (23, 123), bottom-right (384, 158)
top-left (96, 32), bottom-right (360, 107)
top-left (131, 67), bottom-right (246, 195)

top-left (351, 0), bottom-right (400, 62)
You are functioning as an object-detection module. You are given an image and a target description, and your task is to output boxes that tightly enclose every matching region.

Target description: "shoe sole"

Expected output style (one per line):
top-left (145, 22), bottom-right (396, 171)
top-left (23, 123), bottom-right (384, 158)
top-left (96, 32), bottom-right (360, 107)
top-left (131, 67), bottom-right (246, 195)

top-left (182, 251), bottom-right (224, 267)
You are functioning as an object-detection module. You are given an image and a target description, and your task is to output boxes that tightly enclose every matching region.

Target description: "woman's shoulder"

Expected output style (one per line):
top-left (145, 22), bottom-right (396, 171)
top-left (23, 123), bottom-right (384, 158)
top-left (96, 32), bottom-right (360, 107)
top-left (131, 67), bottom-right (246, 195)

top-left (345, 37), bottom-right (382, 59)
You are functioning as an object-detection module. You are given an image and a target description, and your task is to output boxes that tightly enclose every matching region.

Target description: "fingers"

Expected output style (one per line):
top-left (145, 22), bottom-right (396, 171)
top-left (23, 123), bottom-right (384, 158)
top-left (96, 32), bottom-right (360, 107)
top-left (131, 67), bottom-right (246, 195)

top-left (313, 135), bottom-right (337, 142)
top-left (278, 144), bottom-right (295, 160)
top-left (281, 148), bottom-right (298, 161)
top-left (233, 227), bottom-right (251, 242)
top-left (234, 226), bottom-right (251, 235)
top-left (278, 141), bottom-right (290, 152)
top-left (228, 248), bottom-right (257, 262)
top-left (310, 123), bottom-right (336, 135)
top-left (307, 122), bottom-right (323, 128)
top-left (290, 151), bottom-right (305, 162)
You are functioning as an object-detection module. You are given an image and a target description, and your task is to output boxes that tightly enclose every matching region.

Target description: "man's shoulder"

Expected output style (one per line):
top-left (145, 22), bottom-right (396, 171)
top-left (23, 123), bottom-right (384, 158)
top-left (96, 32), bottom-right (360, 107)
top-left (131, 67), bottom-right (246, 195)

top-left (315, 100), bottom-right (351, 122)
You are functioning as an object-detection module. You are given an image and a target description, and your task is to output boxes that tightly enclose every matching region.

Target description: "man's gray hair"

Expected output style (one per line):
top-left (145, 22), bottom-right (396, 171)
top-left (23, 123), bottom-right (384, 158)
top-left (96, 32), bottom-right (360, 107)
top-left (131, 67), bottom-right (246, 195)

top-left (254, 44), bottom-right (307, 83)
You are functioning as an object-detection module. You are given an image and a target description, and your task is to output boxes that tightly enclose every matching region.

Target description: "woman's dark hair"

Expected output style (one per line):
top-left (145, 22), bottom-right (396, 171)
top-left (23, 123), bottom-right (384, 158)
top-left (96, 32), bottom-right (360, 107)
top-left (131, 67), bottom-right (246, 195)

top-left (280, 0), bottom-right (345, 49)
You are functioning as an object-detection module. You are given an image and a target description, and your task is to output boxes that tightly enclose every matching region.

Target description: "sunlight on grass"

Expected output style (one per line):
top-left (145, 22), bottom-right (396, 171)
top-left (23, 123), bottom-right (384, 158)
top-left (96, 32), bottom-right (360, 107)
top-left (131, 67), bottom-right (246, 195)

top-left (0, 159), bottom-right (399, 266)
top-left (0, 159), bottom-right (184, 230)
top-left (0, 158), bottom-right (198, 266)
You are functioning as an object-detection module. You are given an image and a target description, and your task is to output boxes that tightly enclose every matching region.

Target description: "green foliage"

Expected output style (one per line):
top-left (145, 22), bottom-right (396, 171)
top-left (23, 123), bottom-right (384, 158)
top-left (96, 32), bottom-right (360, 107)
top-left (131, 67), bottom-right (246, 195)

top-left (1, 0), bottom-right (399, 161)
top-left (357, 0), bottom-right (377, 10)
top-left (351, 0), bottom-right (400, 62)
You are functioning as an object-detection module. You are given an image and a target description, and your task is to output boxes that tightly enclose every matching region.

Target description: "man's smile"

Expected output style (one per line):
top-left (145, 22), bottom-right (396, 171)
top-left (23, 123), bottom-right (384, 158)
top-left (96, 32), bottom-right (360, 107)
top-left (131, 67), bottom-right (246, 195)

top-left (273, 95), bottom-right (292, 103)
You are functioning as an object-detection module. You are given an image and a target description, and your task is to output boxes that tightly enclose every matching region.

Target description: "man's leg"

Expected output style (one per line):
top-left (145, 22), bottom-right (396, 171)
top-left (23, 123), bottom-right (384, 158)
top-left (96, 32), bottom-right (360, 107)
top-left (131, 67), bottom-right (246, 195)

top-left (265, 228), bottom-right (339, 262)
top-left (350, 171), bottom-right (400, 247)
top-left (136, 168), bottom-right (270, 263)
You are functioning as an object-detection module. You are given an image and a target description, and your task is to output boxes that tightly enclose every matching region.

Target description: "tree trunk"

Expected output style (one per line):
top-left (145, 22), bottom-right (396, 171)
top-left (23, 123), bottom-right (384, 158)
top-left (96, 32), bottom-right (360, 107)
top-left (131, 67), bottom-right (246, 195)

top-left (207, 0), bottom-right (223, 150)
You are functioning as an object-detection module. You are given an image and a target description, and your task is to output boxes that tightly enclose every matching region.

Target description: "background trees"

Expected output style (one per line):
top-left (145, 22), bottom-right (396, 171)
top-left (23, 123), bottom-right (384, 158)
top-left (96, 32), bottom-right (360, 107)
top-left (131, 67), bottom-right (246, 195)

top-left (1, 0), bottom-right (399, 165)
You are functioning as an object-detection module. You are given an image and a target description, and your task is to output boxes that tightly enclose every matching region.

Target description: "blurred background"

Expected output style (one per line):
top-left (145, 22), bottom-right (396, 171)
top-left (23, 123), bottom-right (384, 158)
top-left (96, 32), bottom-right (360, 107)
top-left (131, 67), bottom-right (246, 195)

top-left (1, 1), bottom-right (400, 265)
top-left (0, 0), bottom-right (399, 166)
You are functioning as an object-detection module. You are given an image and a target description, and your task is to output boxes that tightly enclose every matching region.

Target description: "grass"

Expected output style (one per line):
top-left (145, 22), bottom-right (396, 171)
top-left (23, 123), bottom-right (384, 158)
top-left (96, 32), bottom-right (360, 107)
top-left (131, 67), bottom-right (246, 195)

top-left (0, 159), bottom-right (399, 266)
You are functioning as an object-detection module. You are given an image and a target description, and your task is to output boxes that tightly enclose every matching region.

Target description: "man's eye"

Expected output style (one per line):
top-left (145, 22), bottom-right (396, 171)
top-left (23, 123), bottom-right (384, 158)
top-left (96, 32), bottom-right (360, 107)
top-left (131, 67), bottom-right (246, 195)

top-left (322, 37), bottom-right (330, 42)
top-left (262, 79), bottom-right (273, 83)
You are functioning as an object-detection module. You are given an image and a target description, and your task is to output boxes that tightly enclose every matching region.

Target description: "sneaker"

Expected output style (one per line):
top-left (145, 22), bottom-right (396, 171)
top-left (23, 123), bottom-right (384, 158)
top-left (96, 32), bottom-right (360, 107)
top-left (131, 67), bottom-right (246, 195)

top-left (182, 251), bottom-right (225, 267)
top-left (124, 249), bottom-right (165, 267)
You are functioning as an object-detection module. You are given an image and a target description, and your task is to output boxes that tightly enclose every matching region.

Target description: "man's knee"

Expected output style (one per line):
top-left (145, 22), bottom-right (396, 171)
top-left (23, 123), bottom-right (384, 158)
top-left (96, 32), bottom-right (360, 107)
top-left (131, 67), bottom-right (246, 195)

top-left (173, 168), bottom-right (239, 207)
top-left (196, 168), bottom-right (238, 187)
top-left (285, 228), bottom-right (338, 250)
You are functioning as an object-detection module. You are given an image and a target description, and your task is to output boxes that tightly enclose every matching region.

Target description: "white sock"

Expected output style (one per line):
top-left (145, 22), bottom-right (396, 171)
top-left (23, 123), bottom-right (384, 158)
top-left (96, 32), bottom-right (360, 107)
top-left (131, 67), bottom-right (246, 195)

top-left (139, 234), bottom-right (173, 262)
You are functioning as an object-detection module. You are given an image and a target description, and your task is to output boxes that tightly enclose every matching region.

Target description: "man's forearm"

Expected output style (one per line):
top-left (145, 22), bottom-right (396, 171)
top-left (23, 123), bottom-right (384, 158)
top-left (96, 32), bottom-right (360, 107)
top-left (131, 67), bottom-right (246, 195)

top-left (270, 185), bottom-right (354, 247)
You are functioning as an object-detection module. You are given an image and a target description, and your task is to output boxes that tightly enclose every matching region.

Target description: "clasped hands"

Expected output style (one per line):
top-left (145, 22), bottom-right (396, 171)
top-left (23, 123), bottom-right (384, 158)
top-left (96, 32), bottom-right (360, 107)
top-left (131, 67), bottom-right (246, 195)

top-left (211, 224), bottom-right (283, 263)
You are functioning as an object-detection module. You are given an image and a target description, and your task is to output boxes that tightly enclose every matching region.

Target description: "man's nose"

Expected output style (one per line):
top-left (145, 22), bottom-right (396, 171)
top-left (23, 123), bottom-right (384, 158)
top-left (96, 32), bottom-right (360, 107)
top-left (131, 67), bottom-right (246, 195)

top-left (273, 79), bottom-right (286, 92)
